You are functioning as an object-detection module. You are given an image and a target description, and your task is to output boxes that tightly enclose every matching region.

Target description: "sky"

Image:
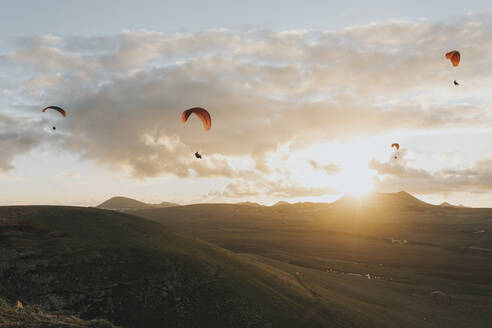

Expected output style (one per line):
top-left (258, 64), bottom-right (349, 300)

top-left (1, 1), bottom-right (492, 207)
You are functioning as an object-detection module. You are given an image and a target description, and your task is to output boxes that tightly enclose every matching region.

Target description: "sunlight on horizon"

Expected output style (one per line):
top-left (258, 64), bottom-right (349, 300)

top-left (288, 139), bottom-right (381, 196)
top-left (1, 4), bottom-right (492, 207)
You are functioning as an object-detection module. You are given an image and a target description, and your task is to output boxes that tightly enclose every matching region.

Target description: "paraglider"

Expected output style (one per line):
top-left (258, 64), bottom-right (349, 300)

top-left (181, 107), bottom-right (211, 131)
top-left (445, 51), bottom-right (460, 67)
top-left (391, 143), bottom-right (399, 159)
top-left (446, 50), bottom-right (460, 85)
top-left (182, 107), bottom-right (211, 159)
top-left (42, 106), bottom-right (66, 117)
top-left (42, 106), bottom-right (66, 130)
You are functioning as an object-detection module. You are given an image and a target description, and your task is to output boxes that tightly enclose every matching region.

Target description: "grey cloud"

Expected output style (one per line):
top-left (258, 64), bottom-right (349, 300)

top-left (370, 156), bottom-right (492, 195)
top-left (0, 114), bottom-right (42, 171)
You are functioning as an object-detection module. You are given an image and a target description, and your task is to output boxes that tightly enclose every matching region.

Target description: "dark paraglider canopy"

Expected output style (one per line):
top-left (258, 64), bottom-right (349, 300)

top-left (42, 106), bottom-right (66, 131)
top-left (445, 50), bottom-right (460, 67)
top-left (195, 152), bottom-right (202, 159)
top-left (42, 106), bottom-right (67, 117)
top-left (181, 107), bottom-right (211, 131)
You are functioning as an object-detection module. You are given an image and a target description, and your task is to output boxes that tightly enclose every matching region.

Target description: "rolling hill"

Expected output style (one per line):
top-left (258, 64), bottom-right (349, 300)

top-left (97, 196), bottom-right (178, 211)
top-left (0, 205), bottom-right (367, 328)
top-left (3, 192), bottom-right (492, 327)
top-left (331, 191), bottom-right (434, 210)
top-left (134, 191), bottom-right (492, 328)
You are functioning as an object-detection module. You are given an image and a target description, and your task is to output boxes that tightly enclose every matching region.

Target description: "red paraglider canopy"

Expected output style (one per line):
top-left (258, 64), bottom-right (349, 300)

top-left (445, 50), bottom-right (460, 67)
top-left (181, 107), bottom-right (211, 131)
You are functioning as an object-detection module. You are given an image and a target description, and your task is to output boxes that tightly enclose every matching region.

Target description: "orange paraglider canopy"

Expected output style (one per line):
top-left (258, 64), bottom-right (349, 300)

top-left (42, 106), bottom-right (67, 117)
top-left (181, 107), bottom-right (211, 131)
top-left (445, 50), bottom-right (460, 67)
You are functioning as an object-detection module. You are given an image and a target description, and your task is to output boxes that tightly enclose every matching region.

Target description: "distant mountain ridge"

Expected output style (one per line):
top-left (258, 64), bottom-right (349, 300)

top-left (97, 196), bottom-right (178, 211)
top-left (237, 201), bottom-right (263, 207)
top-left (273, 201), bottom-right (291, 207)
top-left (332, 191), bottom-right (434, 210)
top-left (260, 192), bottom-right (436, 209)
top-left (99, 192), bottom-right (466, 213)
top-left (439, 201), bottom-right (468, 208)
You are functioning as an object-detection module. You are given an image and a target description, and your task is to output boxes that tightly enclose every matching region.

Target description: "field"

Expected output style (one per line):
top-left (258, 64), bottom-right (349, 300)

top-left (133, 192), bottom-right (492, 328)
top-left (1, 191), bottom-right (491, 327)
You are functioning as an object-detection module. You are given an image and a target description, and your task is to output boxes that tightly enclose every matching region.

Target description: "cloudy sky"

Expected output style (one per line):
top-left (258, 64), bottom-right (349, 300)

top-left (1, 0), bottom-right (492, 207)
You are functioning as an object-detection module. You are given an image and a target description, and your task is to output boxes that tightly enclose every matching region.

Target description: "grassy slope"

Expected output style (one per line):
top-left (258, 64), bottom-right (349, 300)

top-left (0, 206), bottom-right (367, 328)
top-left (134, 193), bottom-right (492, 328)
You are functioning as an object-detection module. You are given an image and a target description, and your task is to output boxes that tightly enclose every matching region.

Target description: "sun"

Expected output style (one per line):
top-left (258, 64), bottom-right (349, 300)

top-left (337, 166), bottom-right (373, 196)
top-left (287, 140), bottom-right (378, 199)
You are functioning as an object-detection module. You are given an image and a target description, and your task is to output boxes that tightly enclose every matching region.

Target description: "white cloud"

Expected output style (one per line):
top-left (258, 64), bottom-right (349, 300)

top-left (1, 16), bottom-right (492, 201)
top-left (309, 160), bottom-right (341, 175)
top-left (370, 155), bottom-right (492, 195)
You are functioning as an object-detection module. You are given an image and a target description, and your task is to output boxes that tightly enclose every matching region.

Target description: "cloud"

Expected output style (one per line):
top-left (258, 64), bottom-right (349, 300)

top-left (207, 178), bottom-right (339, 200)
top-left (2, 16), bottom-right (492, 184)
top-left (55, 172), bottom-right (81, 179)
top-left (309, 160), bottom-right (341, 175)
top-left (0, 114), bottom-right (42, 171)
top-left (370, 155), bottom-right (492, 195)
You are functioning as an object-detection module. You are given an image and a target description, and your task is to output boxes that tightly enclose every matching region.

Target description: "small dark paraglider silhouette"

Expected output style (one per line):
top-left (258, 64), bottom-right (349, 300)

top-left (392, 143), bottom-right (400, 159)
top-left (195, 152), bottom-right (202, 159)
top-left (42, 106), bottom-right (66, 130)
top-left (446, 50), bottom-right (460, 85)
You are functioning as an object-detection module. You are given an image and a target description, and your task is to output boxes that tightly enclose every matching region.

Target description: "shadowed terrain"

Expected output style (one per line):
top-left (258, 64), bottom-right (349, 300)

top-left (0, 297), bottom-right (117, 328)
top-left (133, 192), bottom-right (492, 328)
top-left (0, 206), bottom-right (370, 328)
top-left (2, 192), bottom-right (491, 327)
